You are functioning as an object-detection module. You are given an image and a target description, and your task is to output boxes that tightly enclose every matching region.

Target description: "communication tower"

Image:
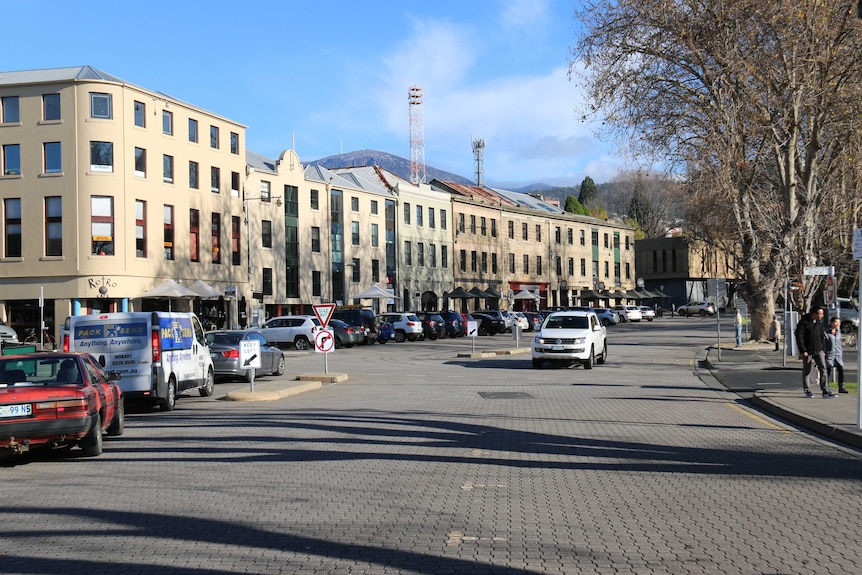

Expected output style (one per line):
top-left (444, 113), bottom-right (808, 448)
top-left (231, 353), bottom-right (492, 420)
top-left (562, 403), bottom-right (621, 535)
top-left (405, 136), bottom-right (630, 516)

top-left (408, 86), bottom-right (426, 184)
top-left (472, 137), bottom-right (485, 186)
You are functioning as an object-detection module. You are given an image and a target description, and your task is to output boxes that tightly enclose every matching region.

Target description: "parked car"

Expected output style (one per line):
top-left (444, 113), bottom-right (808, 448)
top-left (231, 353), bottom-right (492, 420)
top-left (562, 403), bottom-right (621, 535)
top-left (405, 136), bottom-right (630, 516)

top-left (593, 308), bottom-right (619, 327)
top-left (639, 306), bottom-right (656, 321)
top-left (482, 310), bottom-right (515, 332)
top-left (677, 302), bottom-right (716, 317)
top-left (830, 297), bottom-right (859, 334)
top-left (413, 312), bottom-right (445, 340)
top-left (205, 330), bottom-right (285, 382)
top-left (252, 315), bottom-right (321, 350)
top-left (328, 319), bottom-right (366, 348)
top-left (374, 313), bottom-right (424, 342)
top-left (531, 310), bottom-right (607, 370)
top-left (1, 352), bottom-right (124, 457)
top-left (512, 312), bottom-right (530, 332)
top-left (332, 307), bottom-right (377, 344)
top-left (0, 320), bottom-right (19, 346)
top-left (436, 310), bottom-right (465, 337)
top-left (470, 313), bottom-right (506, 335)
top-left (523, 312), bottom-right (544, 332)
top-left (613, 304), bottom-right (643, 322)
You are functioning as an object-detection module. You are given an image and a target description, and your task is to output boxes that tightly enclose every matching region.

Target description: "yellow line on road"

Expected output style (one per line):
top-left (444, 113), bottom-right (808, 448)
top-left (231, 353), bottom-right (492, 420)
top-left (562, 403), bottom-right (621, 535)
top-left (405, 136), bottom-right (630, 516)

top-left (727, 403), bottom-right (789, 432)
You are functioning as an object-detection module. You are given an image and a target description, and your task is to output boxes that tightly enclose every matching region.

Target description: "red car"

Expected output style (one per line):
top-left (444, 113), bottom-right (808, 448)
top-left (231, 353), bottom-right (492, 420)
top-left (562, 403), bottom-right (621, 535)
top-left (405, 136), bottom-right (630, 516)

top-left (1, 352), bottom-right (124, 457)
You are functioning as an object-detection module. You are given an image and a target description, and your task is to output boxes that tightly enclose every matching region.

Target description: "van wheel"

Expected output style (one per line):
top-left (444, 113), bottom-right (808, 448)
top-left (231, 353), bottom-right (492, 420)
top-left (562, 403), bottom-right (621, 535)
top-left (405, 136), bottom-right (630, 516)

top-left (394, 330), bottom-right (406, 343)
top-left (160, 379), bottom-right (176, 411)
top-left (106, 399), bottom-right (125, 436)
top-left (294, 336), bottom-right (309, 350)
top-left (273, 355), bottom-right (285, 376)
top-left (80, 414), bottom-right (103, 457)
top-left (199, 369), bottom-right (214, 397)
top-left (597, 342), bottom-right (607, 365)
top-left (583, 348), bottom-right (594, 370)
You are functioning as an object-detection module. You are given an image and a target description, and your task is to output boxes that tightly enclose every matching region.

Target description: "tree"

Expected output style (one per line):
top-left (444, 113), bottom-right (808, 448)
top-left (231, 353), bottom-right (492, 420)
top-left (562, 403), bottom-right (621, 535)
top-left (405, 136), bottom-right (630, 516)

top-left (570, 1), bottom-right (862, 339)
top-left (564, 195), bottom-right (588, 215)
top-left (578, 176), bottom-right (598, 205)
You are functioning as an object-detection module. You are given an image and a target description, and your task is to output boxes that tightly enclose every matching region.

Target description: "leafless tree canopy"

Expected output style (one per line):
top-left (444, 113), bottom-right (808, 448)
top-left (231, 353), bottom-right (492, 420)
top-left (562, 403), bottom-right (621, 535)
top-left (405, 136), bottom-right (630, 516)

top-left (570, 0), bottom-right (862, 338)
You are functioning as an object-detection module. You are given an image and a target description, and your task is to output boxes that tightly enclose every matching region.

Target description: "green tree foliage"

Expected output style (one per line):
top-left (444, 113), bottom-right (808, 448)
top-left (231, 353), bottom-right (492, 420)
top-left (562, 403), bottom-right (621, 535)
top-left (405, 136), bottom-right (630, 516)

top-left (564, 195), bottom-right (589, 215)
top-left (578, 176), bottom-right (598, 205)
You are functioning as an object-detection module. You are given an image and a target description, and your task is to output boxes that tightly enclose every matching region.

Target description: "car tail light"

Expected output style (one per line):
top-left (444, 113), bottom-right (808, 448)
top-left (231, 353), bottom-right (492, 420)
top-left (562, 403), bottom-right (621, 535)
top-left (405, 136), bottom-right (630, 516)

top-left (152, 329), bottom-right (161, 362)
top-left (62, 333), bottom-right (70, 353)
top-left (35, 398), bottom-right (88, 416)
top-left (345, 327), bottom-right (355, 335)
top-left (407, 321), bottom-right (417, 327)
top-left (222, 349), bottom-right (240, 359)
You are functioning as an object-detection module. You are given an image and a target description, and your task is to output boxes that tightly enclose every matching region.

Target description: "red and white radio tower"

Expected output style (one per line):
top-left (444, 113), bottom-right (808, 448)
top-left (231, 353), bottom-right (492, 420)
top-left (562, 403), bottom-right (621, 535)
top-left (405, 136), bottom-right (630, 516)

top-left (408, 86), bottom-right (426, 184)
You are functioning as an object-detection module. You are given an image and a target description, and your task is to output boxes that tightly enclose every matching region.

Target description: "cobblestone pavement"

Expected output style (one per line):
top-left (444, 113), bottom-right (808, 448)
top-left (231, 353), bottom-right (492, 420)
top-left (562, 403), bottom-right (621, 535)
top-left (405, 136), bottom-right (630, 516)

top-left (1, 319), bottom-right (861, 574)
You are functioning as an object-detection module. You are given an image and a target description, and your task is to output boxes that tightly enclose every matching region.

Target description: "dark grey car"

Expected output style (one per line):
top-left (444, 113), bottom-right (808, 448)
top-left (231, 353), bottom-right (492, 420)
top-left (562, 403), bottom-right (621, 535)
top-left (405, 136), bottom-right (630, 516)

top-left (205, 330), bottom-right (285, 383)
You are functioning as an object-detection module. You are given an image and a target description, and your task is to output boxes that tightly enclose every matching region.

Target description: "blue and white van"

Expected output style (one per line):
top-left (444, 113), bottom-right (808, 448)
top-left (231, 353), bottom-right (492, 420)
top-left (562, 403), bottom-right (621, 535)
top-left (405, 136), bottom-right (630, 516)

top-left (64, 312), bottom-right (214, 411)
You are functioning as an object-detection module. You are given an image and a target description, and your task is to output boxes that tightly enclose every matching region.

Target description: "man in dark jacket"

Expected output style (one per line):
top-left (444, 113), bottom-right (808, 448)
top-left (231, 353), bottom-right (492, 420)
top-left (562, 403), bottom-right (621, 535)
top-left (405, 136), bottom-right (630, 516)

top-left (795, 307), bottom-right (833, 397)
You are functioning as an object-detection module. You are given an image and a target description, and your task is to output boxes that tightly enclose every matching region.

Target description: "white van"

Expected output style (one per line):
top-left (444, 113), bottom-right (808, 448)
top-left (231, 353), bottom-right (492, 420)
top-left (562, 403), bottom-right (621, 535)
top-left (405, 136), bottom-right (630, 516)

top-left (64, 312), bottom-right (214, 411)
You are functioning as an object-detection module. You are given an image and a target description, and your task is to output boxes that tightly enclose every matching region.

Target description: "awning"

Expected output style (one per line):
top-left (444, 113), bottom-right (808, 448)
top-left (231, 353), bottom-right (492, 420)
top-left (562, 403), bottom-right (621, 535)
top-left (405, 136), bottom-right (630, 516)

top-left (469, 287), bottom-right (493, 298)
top-left (484, 286), bottom-right (503, 298)
top-left (188, 279), bottom-right (223, 298)
top-left (448, 287), bottom-right (478, 298)
top-left (578, 290), bottom-right (605, 300)
top-left (512, 289), bottom-right (540, 300)
top-left (354, 284), bottom-right (400, 299)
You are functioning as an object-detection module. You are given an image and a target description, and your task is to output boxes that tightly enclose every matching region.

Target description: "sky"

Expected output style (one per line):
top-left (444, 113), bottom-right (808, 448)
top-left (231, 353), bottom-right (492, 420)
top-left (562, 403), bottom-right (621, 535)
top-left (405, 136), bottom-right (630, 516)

top-left (3, 0), bottom-right (629, 188)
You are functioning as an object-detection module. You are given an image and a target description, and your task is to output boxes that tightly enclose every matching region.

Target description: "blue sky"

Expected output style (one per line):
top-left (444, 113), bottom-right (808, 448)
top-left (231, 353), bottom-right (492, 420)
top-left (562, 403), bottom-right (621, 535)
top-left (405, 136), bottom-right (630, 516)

top-left (5, 0), bottom-right (627, 187)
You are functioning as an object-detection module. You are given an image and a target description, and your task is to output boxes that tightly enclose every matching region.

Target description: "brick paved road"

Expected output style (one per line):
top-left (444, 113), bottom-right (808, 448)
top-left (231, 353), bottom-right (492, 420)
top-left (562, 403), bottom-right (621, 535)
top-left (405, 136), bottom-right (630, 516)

top-left (2, 319), bottom-right (860, 574)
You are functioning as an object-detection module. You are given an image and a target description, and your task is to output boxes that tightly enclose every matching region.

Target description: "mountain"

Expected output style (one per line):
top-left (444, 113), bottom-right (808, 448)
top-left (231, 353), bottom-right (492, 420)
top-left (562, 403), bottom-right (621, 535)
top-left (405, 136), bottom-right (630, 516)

top-left (305, 149), bottom-right (474, 185)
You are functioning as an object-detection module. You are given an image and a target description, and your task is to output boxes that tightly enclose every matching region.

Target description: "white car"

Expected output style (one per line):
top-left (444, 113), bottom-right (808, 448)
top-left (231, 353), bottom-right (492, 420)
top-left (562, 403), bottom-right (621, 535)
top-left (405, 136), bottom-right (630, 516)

top-left (677, 302), bottom-right (716, 317)
top-left (0, 320), bottom-right (19, 345)
top-left (639, 306), bottom-right (656, 321)
top-left (613, 304), bottom-right (643, 322)
top-left (512, 312), bottom-right (530, 332)
top-left (253, 315), bottom-right (321, 350)
top-left (375, 312), bottom-right (424, 342)
top-left (531, 310), bottom-right (607, 369)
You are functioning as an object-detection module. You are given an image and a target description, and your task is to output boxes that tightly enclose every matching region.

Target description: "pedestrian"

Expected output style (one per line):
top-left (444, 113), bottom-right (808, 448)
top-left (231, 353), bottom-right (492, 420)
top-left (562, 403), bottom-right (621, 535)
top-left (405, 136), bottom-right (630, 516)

top-left (824, 317), bottom-right (848, 394)
top-left (768, 314), bottom-right (781, 352)
top-left (734, 309), bottom-right (743, 347)
top-left (671, 303), bottom-right (676, 317)
top-left (795, 306), bottom-right (833, 398)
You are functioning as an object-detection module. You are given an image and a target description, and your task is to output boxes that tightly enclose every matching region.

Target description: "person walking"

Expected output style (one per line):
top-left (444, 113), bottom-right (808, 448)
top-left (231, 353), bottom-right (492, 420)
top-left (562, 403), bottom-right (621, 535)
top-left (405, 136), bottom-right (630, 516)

top-left (795, 307), bottom-right (833, 398)
top-left (824, 317), bottom-right (848, 394)
top-left (769, 314), bottom-right (782, 352)
top-left (734, 309), bottom-right (743, 347)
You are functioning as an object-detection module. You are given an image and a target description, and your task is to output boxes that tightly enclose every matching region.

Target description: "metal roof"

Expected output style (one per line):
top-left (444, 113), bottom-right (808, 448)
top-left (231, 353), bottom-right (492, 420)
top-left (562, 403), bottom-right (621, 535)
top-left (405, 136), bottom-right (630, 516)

top-left (491, 188), bottom-right (565, 214)
top-left (246, 150), bottom-right (277, 174)
top-left (0, 65), bottom-right (126, 86)
top-left (304, 164), bottom-right (394, 197)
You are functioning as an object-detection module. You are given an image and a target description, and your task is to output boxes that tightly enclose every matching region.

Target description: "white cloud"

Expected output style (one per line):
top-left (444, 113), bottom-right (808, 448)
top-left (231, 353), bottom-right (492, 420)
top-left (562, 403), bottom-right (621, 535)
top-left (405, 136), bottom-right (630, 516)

top-left (499, 0), bottom-right (551, 30)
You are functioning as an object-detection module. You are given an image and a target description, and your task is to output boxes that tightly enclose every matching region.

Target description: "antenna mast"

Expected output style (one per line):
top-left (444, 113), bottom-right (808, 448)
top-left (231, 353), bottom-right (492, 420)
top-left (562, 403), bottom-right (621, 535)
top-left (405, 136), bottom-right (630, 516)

top-left (408, 86), bottom-right (426, 184)
top-left (472, 137), bottom-right (485, 186)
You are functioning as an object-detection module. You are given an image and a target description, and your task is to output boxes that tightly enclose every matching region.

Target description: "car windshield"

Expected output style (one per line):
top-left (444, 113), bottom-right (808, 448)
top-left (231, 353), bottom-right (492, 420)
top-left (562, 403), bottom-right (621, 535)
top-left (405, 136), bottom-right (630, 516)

top-left (208, 333), bottom-right (243, 345)
top-left (0, 357), bottom-right (82, 386)
top-left (544, 316), bottom-right (589, 329)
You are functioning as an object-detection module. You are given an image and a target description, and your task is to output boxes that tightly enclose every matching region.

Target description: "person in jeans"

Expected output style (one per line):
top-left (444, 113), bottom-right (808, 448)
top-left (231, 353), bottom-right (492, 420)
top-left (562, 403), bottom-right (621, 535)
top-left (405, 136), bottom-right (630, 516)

top-left (769, 314), bottom-right (782, 352)
top-left (795, 307), bottom-right (833, 398)
top-left (824, 317), bottom-right (848, 394)
top-left (734, 310), bottom-right (743, 347)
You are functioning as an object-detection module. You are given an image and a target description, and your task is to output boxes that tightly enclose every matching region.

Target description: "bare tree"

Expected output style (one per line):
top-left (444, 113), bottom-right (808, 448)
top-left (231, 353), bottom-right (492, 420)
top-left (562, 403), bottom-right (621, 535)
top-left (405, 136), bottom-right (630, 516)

top-left (570, 1), bottom-right (862, 339)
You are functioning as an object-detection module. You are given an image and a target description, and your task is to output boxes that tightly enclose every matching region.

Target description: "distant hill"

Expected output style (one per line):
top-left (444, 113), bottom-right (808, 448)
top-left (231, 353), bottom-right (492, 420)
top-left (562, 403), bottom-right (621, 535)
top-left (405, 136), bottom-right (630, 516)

top-left (306, 149), bottom-right (474, 185)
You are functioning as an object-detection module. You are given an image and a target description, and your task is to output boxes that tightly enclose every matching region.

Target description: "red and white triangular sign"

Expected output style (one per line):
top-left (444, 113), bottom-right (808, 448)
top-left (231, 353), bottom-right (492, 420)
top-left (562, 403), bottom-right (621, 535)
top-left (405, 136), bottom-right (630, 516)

top-left (312, 303), bottom-right (336, 328)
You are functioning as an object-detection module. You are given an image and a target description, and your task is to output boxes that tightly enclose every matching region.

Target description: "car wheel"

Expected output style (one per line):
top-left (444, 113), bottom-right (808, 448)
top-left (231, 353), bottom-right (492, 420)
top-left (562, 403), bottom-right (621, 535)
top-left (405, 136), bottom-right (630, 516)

top-left (294, 336), bottom-right (310, 350)
top-left (395, 330), bottom-right (406, 343)
top-left (334, 336), bottom-right (343, 349)
top-left (532, 358), bottom-right (543, 369)
top-left (199, 369), bottom-right (214, 397)
top-left (273, 354), bottom-right (285, 376)
top-left (583, 348), bottom-right (594, 370)
top-left (601, 318), bottom-right (610, 327)
top-left (106, 399), bottom-right (125, 436)
top-left (699, 310), bottom-right (707, 316)
top-left (597, 341), bottom-right (607, 365)
top-left (160, 379), bottom-right (177, 412)
top-left (80, 413), bottom-right (103, 457)
top-left (408, 334), bottom-right (419, 342)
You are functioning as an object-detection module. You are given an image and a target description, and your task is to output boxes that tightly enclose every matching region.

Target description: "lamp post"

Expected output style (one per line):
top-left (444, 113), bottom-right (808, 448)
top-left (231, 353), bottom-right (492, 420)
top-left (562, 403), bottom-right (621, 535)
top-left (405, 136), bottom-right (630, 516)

top-left (243, 192), bottom-right (282, 324)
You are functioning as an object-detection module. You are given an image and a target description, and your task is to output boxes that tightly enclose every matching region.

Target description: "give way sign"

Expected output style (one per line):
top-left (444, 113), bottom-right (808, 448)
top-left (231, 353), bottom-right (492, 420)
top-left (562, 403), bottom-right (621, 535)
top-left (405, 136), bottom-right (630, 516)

top-left (312, 303), bottom-right (336, 328)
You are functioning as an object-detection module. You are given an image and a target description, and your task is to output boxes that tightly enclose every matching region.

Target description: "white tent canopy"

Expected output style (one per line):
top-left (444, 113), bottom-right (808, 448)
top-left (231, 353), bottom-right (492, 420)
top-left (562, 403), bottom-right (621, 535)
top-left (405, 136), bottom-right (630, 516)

top-left (187, 279), bottom-right (222, 298)
top-left (138, 279), bottom-right (199, 311)
top-left (353, 284), bottom-right (401, 299)
top-left (512, 289), bottom-right (540, 300)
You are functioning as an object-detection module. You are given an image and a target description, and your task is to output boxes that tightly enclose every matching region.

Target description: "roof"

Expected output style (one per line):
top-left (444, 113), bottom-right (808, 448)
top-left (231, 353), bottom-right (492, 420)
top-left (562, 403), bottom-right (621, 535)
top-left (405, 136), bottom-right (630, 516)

top-left (246, 150), bottom-right (278, 174)
top-left (0, 65), bottom-right (126, 86)
top-left (431, 180), bottom-right (515, 205)
top-left (304, 164), bottom-right (395, 197)
top-left (491, 188), bottom-right (565, 214)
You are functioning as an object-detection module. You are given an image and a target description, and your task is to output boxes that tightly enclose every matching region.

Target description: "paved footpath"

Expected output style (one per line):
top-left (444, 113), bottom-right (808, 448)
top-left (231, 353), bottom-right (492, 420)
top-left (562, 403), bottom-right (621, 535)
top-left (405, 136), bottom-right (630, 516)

top-left (1, 321), bottom-right (861, 575)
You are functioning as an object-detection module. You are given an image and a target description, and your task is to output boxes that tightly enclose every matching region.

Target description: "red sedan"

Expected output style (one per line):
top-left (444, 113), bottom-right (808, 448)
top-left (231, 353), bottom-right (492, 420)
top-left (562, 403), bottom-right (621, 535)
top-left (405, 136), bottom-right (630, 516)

top-left (1, 352), bottom-right (124, 457)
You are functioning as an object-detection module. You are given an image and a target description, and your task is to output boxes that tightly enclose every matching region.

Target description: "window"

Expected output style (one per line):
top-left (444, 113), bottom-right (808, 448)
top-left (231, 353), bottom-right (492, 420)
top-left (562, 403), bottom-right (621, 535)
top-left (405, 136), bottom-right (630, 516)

top-left (133, 100), bottom-right (145, 127)
top-left (625, 236), bottom-right (631, 250)
top-left (625, 262), bottom-right (631, 279)
top-left (509, 253), bottom-right (515, 274)
top-left (312, 271), bottom-right (322, 297)
top-left (492, 253), bottom-right (498, 274)
top-left (417, 243), bottom-right (425, 267)
top-left (211, 167), bottom-right (220, 193)
top-left (90, 93), bottom-right (112, 119)
top-left (405, 241), bottom-right (412, 265)
top-left (134, 147), bottom-right (146, 178)
top-left (310, 189), bottom-right (319, 210)
top-left (614, 262), bottom-right (621, 284)
top-left (470, 215), bottom-right (476, 234)
top-left (522, 223), bottom-right (528, 240)
top-left (89, 141), bottom-right (113, 172)
top-left (428, 207), bottom-right (435, 229)
top-left (351, 258), bottom-right (361, 283)
top-left (189, 161), bottom-right (199, 189)
top-left (508, 221), bottom-right (514, 239)
top-left (163, 205), bottom-right (174, 261)
top-left (470, 251), bottom-right (477, 272)
top-left (189, 118), bottom-right (198, 143)
top-left (371, 200), bottom-right (378, 215)
top-left (568, 228), bottom-right (573, 245)
top-left (162, 110), bottom-right (173, 135)
top-left (210, 125), bottom-right (219, 148)
top-left (555, 227), bottom-right (561, 244)
top-left (230, 132), bottom-right (239, 154)
top-left (4, 198), bottom-right (22, 257)
top-left (537, 255), bottom-right (543, 276)
top-left (2, 144), bottom-right (21, 175)
top-left (580, 229), bottom-right (586, 245)
top-left (284, 185), bottom-right (298, 217)
top-left (441, 246), bottom-right (448, 269)
top-left (351, 196), bottom-right (359, 212)
top-left (591, 230), bottom-right (599, 246)
top-left (556, 256), bottom-right (562, 276)
top-left (163, 155), bottom-right (173, 183)
top-left (371, 223), bottom-right (379, 247)
top-left (311, 227), bottom-right (321, 252)
top-left (603, 233), bottom-right (609, 248)
top-left (416, 205), bottom-right (423, 226)
top-left (480, 217), bottom-right (487, 236)
top-left (262, 220), bottom-right (273, 248)
top-left (430, 244), bottom-right (437, 267)
top-left (44, 142), bottom-right (62, 173)
top-left (480, 251), bottom-right (487, 273)
top-left (262, 267), bottom-right (273, 296)
top-left (351, 221), bottom-right (360, 245)
top-left (260, 180), bottom-right (271, 201)
top-left (523, 254), bottom-right (529, 274)
top-left (459, 249), bottom-right (467, 272)
top-left (211, 213), bottom-right (221, 264)
top-left (441, 209), bottom-right (447, 230)
top-left (372, 259), bottom-right (380, 283)
top-left (581, 258), bottom-right (587, 276)
top-left (231, 172), bottom-right (240, 196)
top-left (604, 261), bottom-right (610, 277)
top-left (458, 213), bottom-right (465, 233)
top-left (135, 200), bottom-right (147, 258)
top-left (404, 202), bottom-right (411, 224)
top-left (491, 218), bottom-right (497, 238)
top-left (90, 196), bottom-right (114, 256)
top-left (536, 225), bottom-right (542, 242)
top-left (43, 94), bottom-right (61, 121)
top-left (189, 209), bottom-right (200, 262)
top-left (613, 233), bottom-right (620, 249)
top-left (231, 216), bottom-right (241, 265)
top-left (1, 96), bottom-right (20, 122)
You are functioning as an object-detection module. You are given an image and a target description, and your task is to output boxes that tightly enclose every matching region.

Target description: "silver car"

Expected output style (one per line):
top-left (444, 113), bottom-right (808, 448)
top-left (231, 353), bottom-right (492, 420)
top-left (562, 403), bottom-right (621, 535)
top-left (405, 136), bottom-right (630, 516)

top-left (0, 320), bottom-right (19, 345)
top-left (531, 310), bottom-right (607, 369)
top-left (205, 330), bottom-right (285, 383)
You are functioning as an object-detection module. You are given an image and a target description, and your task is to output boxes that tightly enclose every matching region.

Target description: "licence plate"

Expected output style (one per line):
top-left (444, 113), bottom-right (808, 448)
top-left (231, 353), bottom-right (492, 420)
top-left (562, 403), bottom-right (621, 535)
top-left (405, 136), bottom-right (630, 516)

top-left (551, 345), bottom-right (565, 351)
top-left (0, 403), bottom-right (32, 418)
